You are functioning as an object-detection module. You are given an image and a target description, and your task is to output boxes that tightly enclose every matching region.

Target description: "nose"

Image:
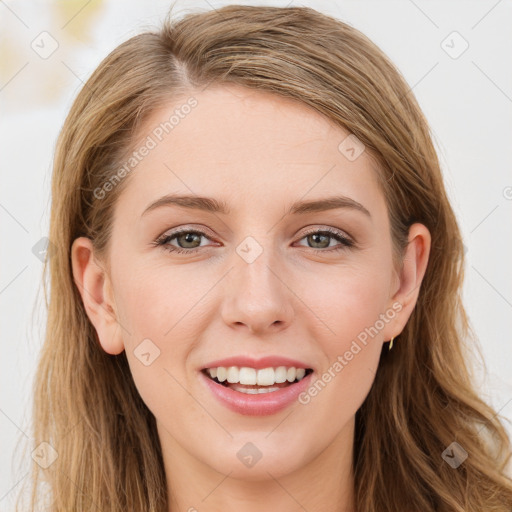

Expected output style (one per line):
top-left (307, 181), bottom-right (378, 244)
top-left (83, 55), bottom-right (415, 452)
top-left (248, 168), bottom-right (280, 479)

top-left (220, 244), bottom-right (295, 336)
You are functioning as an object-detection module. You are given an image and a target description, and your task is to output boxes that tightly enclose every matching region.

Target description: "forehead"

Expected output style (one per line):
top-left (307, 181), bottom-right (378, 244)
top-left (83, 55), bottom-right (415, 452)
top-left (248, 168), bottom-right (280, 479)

top-left (115, 84), bottom-right (383, 220)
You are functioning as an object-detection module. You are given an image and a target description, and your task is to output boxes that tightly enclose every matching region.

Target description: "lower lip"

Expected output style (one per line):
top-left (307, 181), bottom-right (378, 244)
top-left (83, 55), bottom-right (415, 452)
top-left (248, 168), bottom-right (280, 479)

top-left (199, 370), bottom-right (314, 416)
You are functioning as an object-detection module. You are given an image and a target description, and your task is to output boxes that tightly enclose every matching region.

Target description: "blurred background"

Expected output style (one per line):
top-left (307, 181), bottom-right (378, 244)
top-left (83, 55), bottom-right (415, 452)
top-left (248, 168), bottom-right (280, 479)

top-left (1, 0), bottom-right (511, 509)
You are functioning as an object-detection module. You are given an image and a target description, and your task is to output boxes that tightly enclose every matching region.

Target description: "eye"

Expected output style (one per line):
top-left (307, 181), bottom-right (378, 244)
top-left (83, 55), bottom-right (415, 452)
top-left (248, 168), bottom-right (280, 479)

top-left (295, 227), bottom-right (354, 253)
top-left (152, 226), bottom-right (354, 255)
top-left (153, 228), bottom-right (214, 254)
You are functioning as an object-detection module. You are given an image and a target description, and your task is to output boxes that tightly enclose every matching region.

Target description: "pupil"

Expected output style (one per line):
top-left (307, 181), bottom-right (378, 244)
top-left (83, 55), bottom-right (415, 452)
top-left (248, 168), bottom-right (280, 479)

top-left (180, 233), bottom-right (199, 248)
top-left (310, 233), bottom-right (328, 248)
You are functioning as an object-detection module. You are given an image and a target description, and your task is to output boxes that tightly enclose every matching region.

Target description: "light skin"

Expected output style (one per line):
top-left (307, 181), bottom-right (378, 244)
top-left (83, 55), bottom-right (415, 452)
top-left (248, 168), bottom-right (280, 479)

top-left (71, 85), bottom-right (430, 512)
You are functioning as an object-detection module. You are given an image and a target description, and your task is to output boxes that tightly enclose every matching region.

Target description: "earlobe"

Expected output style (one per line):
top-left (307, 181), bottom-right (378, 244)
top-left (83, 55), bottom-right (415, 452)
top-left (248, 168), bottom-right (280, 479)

top-left (70, 237), bottom-right (124, 355)
top-left (384, 223), bottom-right (431, 339)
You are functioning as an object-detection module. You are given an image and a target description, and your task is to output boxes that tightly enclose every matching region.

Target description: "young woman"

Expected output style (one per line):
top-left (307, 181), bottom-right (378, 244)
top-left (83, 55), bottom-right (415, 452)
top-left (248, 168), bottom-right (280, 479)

top-left (23, 4), bottom-right (512, 511)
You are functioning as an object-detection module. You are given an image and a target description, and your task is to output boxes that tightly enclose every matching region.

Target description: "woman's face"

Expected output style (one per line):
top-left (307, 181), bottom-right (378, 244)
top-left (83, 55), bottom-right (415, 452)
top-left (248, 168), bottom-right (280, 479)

top-left (73, 84), bottom-right (429, 483)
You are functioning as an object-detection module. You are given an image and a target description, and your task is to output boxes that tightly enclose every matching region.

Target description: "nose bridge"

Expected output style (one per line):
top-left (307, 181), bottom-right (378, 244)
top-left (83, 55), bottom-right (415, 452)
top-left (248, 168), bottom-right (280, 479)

top-left (236, 232), bottom-right (285, 300)
top-left (221, 232), bottom-right (294, 333)
top-left (240, 236), bottom-right (277, 287)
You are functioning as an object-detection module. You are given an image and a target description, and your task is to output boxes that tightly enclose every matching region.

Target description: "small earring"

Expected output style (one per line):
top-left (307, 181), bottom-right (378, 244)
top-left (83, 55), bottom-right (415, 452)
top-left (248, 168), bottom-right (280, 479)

top-left (388, 336), bottom-right (395, 351)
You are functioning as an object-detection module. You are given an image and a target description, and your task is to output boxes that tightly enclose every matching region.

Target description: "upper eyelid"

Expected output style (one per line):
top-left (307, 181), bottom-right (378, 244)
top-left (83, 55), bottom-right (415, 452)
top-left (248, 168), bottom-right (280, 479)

top-left (157, 226), bottom-right (215, 242)
top-left (157, 225), bottom-right (353, 244)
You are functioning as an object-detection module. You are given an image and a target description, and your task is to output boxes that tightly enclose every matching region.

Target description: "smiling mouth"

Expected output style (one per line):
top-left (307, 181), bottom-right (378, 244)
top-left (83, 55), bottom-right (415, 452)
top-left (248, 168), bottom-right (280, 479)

top-left (201, 368), bottom-right (314, 393)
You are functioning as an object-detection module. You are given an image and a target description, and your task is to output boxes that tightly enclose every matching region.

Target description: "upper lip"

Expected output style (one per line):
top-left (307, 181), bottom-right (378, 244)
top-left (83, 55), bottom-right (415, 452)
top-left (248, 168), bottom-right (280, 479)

top-left (201, 355), bottom-right (313, 371)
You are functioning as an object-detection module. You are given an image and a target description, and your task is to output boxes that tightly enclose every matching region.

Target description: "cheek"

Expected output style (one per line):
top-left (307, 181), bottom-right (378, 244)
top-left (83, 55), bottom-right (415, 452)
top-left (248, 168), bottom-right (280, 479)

top-left (115, 269), bottom-right (200, 421)
top-left (302, 262), bottom-right (392, 343)
top-left (112, 262), bottom-right (213, 400)
top-left (298, 263), bottom-right (390, 396)
top-left (295, 269), bottom-right (389, 430)
top-left (114, 260), bottom-right (206, 340)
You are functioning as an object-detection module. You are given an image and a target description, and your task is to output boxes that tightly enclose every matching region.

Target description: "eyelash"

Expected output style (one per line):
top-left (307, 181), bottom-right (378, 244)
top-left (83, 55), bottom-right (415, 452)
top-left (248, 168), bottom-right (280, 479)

top-left (153, 226), bottom-right (354, 255)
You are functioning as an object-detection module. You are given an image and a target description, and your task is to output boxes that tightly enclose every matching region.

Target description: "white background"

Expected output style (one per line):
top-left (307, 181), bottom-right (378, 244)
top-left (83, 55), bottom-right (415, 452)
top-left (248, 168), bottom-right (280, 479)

top-left (1, 0), bottom-right (511, 508)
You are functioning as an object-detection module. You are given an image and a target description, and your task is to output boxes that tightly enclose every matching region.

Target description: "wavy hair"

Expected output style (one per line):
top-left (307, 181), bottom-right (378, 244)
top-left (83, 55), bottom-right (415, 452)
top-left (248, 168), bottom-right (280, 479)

top-left (17, 4), bottom-right (512, 511)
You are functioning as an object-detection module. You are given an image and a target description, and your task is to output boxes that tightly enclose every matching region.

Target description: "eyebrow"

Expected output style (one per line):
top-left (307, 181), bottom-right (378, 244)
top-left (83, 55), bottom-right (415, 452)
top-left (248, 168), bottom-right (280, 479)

top-left (141, 193), bottom-right (371, 218)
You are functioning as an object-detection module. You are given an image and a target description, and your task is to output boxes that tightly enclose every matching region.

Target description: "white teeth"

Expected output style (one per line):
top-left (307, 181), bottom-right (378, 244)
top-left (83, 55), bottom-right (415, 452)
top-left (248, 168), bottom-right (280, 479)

top-left (216, 367), bottom-right (227, 382)
top-left (257, 367), bottom-right (275, 386)
top-left (226, 366), bottom-right (239, 384)
top-left (239, 367), bottom-right (257, 385)
top-left (274, 366), bottom-right (288, 383)
top-left (205, 366), bottom-right (309, 386)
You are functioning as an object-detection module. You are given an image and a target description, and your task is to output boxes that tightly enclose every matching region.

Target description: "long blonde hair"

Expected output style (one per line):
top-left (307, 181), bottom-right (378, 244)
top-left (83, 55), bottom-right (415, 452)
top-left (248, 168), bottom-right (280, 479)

top-left (18, 4), bottom-right (512, 511)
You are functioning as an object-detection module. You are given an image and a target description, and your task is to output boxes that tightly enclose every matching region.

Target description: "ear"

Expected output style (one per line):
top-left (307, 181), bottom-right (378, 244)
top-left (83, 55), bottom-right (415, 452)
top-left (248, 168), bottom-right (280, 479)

top-left (382, 223), bottom-right (431, 341)
top-left (70, 237), bottom-right (124, 355)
